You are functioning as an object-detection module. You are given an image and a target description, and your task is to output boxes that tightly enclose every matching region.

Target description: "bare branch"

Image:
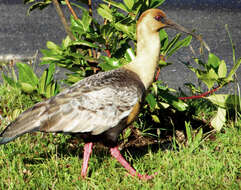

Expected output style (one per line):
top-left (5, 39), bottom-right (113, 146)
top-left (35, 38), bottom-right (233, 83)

top-left (65, 0), bottom-right (78, 20)
top-left (52, 0), bottom-right (75, 40)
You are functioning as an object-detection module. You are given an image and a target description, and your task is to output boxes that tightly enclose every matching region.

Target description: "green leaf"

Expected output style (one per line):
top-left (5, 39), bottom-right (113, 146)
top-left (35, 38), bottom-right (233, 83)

top-left (205, 94), bottom-right (241, 111)
top-left (114, 22), bottom-right (136, 39)
top-left (159, 102), bottom-right (170, 109)
top-left (26, 1), bottom-right (51, 15)
top-left (167, 35), bottom-right (192, 58)
top-left (123, 128), bottom-right (132, 139)
top-left (102, 0), bottom-right (129, 13)
top-left (51, 83), bottom-right (58, 96)
top-left (70, 15), bottom-right (84, 31)
top-left (207, 53), bottom-right (221, 71)
top-left (227, 58), bottom-right (241, 81)
top-left (66, 73), bottom-right (83, 84)
top-left (11, 67), bottom-right (18, 83)
top-left (44, 82), bottom-right (58, 98)
top-left (194, 58), bottom-right (206, 67)
top-left (2, 73), bottom-right (17, 87)
top-left (19, 82), bottom-right (36, 93)
top-left (16, 62), bottom-right (39, 87)
top-left (198, 69), bottom-right (218, 89)
top-left (172, 100), bottom-right (188, 112)
top-left (62, 36), bottom-right (71, 49)
top-left (97, 4), bottom-right (114, 22)
top-left (184, 83), bottom-right (202, 94)
top-left (12, 109), bottom-right (21, 120)
top-left (185, 121), bottom-right (192, 144)
top-left (151, 115), bottom-right (160, 123)
top-left (159, 90), bottom-right (188, 111)
top-left (40, 49), bottom-right (55, 57)
top-left (46, 41), bottom-right (62, 53)
top-left (38, 64), bottom-right (56, 96)
top-left (124, 48), bottom-right (135, 62)
top-left (159, 29), bottom-right (168, 50)
top-left (152, 82), bottom-right (158, 95)
top-left (193, 128), bottom-right (203, 146)
top-left (145, 93), bottom-right (157, 111)
top-left (211, 107), bottom-right (226, 131)
top-left (81, 8), bottom-right (92, 31)
top-left (71, 40), bottom-right (99, 48)
top-left (158, 60), bottom-right (172, 69)
top-left (24, 0), bottom-right (37, 3)
top-left (218, 60), bottom-right (227, 78)
top-left (39, 70), bottom-right (47, 94)
top-left (163, 33), bottom-right (181, 56)
top-left (41, 55), bottom-right (64, 62)
top-left (46, 84), bottom-right (52, 98)
top-left (46, 64), bottom-right (56, 86)
top-left (123, 0), bottom-right (134, 10)
top-left (99, 56), bottom-right (123, 71)
top-left (150, 0), bottom-right (165, 8)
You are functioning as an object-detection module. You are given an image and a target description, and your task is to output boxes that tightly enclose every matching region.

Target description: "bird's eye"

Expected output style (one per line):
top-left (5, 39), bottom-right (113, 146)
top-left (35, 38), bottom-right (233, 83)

top-left (154, 15), bottom-right (165, 23)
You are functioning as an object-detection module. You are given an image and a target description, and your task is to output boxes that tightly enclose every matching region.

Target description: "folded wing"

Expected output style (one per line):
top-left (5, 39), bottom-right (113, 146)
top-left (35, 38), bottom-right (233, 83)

top-left (0, 69), bottom-right (145, 144)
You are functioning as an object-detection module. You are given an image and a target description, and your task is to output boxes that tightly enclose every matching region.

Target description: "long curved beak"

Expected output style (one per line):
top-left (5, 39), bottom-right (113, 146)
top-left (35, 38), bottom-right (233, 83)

top-left (164, 18), bottom-right (210, 52)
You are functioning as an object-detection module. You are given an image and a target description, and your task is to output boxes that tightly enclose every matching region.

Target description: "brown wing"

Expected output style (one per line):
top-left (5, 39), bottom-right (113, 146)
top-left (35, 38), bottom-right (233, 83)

top-left (39, 69), bottom-right (145, 135)
top-left (0, 69), bottom-right (145, 144)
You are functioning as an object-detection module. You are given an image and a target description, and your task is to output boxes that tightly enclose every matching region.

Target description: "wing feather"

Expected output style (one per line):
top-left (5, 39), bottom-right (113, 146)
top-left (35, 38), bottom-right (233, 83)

top-left (37, 69), bottom-right (145, 135)
top-left (0, 69), bottom-right (145, 144)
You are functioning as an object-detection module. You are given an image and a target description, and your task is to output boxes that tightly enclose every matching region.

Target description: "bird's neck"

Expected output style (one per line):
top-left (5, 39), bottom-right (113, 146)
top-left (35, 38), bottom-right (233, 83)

top-left (124, 27), bottom-right (160, 89)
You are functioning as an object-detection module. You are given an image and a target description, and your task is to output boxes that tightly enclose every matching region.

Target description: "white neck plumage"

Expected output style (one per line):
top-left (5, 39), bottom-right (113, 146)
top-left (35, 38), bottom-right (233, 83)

top-left (124, 22), bottom-right (161, 89)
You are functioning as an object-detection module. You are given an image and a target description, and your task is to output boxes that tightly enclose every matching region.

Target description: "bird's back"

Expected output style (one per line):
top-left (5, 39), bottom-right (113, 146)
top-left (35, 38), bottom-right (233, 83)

top-left (0, 68), bottom-right (145, 145)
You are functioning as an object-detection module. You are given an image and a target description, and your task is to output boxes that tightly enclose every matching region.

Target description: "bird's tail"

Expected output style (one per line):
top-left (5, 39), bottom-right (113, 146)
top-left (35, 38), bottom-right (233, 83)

top-left (0, 102), bottom-right (46, 144)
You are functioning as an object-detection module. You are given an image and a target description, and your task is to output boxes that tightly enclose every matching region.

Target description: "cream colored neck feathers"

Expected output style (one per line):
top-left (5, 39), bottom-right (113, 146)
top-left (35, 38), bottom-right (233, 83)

top-left (124, 14), bottom-right (161, 89)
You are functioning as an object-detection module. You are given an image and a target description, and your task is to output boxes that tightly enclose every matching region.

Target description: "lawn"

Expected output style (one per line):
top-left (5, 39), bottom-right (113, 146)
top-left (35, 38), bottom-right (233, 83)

top-left (0, 114), bottom-right (240, 189)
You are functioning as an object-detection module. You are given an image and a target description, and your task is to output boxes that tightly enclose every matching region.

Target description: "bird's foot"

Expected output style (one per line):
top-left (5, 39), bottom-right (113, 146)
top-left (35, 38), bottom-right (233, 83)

top-left (110, 146), bottom-right (157, 181)
top-left (81, 142), bottom-right (93, 178)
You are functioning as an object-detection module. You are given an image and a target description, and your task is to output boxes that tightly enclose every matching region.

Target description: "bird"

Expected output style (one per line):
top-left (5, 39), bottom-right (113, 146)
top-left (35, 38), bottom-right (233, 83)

top-left (0, 9), bottom-right (207, 180)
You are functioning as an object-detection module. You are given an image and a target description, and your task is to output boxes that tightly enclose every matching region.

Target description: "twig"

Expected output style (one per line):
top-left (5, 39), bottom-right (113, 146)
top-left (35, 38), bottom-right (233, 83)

top-left (86, 0), bottom-right (93, 57)
top-left (52, 0), bottom-right (75, 40)
top-left (178, 86), bottom-right (221, 100)
top-left (104, 2), bottom-right (111, 25)
top-left (88, 0), bottom-right (93, 16)
top-left (65, 0), bottom-right (78, 20)
top-left (101, 2), bottom-right (112, 57)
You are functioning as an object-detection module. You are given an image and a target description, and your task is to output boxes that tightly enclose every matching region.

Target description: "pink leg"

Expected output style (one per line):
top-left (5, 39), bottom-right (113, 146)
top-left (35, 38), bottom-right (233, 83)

top-left (110, 146), bottom-right (157, 180)
top-left (81, 142), bottom-right (93, 178)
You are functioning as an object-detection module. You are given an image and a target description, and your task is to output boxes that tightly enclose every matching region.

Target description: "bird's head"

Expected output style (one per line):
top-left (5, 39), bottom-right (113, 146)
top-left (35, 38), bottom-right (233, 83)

top-left (137, 9), bottom-right (168, 32)
top-left (137, 9), bottom-right (210, 51)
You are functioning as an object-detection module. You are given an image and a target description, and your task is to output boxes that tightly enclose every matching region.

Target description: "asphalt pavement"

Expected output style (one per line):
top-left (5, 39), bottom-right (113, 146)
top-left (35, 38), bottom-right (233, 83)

top-left (0, 0), bottom-right (241, 93)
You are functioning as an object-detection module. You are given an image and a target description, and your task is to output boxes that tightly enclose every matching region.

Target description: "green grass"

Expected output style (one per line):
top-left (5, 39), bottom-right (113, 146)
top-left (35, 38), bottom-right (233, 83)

top-left (0, 123), bottom-right (240, 189)
top-left (0, 84), bottom-right (42, 121)
top-left (0, 85), bottom-right (240, 190)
